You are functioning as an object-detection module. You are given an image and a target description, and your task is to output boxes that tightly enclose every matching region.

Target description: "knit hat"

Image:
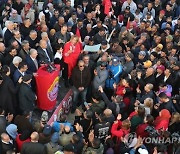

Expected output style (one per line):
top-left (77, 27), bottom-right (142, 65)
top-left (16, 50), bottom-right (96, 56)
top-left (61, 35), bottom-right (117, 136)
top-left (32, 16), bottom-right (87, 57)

top-left (43, 125), bottom-right (52, 136)
top-left (6, 124), bottom-right (18, 139)
top-left (143, 60), bottom-right (152, 68)
top-left (51, 132), bottom-right (59, 143)
top-left (157, 65), bottom-right (165, 72)
top-left (156, 44), bottom-right (163, 50)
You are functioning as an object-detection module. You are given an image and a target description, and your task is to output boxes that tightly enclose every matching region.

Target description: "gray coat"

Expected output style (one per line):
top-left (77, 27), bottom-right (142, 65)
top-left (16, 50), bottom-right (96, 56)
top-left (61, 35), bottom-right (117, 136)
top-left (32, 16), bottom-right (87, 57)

top-left (93, 67), bottom-right (108, 90)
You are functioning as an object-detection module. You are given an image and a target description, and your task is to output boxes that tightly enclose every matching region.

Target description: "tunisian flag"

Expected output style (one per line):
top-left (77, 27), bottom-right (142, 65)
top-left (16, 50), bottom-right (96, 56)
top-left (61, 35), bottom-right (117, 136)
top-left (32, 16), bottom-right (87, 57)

top-left (63, 41), bottom-right (81, 78)
top-left (103, 0), bottom-right (112, 15)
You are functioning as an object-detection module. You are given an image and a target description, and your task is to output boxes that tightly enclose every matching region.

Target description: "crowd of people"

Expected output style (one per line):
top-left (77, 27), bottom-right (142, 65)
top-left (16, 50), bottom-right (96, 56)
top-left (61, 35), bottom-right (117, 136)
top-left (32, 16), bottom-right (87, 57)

top-left (0, 0), bottom-right (180, 153)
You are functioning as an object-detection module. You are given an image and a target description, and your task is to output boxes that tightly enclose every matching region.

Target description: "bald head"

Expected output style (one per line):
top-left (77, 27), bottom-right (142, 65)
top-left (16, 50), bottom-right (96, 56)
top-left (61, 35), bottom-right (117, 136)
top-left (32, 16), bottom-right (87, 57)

top-left (1, 133), bottom-right (10, 142)
top-left (104, 109), bottom-right (112, 117)
top-left (30, 132), bottom-right (39, 142)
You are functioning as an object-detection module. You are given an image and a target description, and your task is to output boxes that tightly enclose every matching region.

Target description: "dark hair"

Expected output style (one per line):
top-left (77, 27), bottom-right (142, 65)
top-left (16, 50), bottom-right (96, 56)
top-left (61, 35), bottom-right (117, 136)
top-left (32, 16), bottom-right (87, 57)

top-left (159, 82), bottom-right (167, 87)
top-left (55, 43), bottom-right (64, 50)
top-left (85, 109), bottom-right (93, 119)
top-left (146, 114), bottom-right (154, 126)
top-left (8, 46), bottom-right (16, 53)
top-left (0, 107), bottom-right (4, 115)
top-left (159, 92), bottom-right (168, 99)
top-left (92, 138), bottom-right (101, 149)
top-left (72, 134), bottom-right (80, 143)
top-left (137, 106), bottom-right (145, 117)
top-left (105, 138), bottom-right (114, 148)
top-left (59, 114), bottom-right (67, 122)
top-left (77, 18), bottom-right (83, 22)
top-left (1, 65), bottom-right (9, 75)
top-left (18, 61), bottom-right (27, 70)
top-left (92, 92), bottom-right (101, 101)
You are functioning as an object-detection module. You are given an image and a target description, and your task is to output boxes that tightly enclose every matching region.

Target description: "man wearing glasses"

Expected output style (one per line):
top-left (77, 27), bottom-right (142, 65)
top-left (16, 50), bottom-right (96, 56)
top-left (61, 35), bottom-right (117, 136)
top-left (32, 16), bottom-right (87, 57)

top-left (71, 60), bottom-right (91, 113)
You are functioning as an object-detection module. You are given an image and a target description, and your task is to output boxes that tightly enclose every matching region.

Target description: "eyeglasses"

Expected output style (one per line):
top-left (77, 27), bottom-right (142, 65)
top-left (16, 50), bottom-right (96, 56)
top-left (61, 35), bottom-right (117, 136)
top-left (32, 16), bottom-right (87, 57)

top-left (79, 65), bottom-right (84, 67)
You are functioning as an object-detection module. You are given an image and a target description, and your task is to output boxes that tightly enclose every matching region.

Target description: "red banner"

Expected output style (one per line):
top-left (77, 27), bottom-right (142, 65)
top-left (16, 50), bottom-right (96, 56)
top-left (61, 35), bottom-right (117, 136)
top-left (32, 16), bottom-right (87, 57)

top-left (35, 65), bottom-right (60, 110)
top-left (48, 89), bottom-right (73, 125)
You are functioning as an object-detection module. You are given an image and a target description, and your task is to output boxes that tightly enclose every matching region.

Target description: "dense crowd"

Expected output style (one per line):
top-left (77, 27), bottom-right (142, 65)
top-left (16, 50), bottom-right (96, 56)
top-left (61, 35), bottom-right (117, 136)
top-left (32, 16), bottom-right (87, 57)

top-left (0, 0), bottom-right (180, 154)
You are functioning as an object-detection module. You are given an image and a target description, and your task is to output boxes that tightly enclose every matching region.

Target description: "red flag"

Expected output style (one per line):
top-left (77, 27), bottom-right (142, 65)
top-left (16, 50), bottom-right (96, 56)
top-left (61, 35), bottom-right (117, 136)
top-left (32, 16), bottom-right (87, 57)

top-left (76, 28), bottom-right (81, 38)
top-left (103, 0), bottom-right (112, 15)
top-left (126, 18), bottom-right (130, 30)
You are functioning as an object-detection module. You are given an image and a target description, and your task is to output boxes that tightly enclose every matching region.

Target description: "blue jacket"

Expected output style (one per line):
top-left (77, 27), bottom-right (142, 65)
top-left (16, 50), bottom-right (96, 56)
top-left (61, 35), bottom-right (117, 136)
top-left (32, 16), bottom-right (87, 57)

top-left (105, 64), bottom-right (122, 89)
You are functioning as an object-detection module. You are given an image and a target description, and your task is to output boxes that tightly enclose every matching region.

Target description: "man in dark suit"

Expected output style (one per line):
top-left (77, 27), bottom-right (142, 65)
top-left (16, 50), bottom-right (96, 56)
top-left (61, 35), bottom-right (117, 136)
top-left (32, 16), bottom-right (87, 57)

top-left (82, 0), bottom-right (92, 13)
top-left (18, 74), bottom-right (36, 113)
top-left (0, 133), bottom-right (15, 154)
top-left (26, 49), bottom-right (38, 74)
top-left (18, 40), bottom-right (30, 61)
top-left (4, 21), bottom-right (14, 47)
top-left (37, 40), bottom-right (53, 64)
top-left (21, 132), bottom-right (46, 154)
top-left (13, 61), bottom-right (28, 84)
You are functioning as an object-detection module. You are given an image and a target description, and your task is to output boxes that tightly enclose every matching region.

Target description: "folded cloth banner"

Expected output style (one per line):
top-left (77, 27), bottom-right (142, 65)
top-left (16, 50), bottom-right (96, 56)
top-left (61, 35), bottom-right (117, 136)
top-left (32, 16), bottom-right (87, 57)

top-left (35, 65), bottom-right (60, 110)
top-left (84, 44), bottom-right (101, 52)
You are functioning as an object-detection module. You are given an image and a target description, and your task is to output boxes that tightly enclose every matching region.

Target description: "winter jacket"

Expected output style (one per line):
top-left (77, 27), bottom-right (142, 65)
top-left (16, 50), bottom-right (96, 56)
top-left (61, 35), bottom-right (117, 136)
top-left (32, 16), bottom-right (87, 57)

top-left (90, 100), bottom-right (105, 115)
top-left (72, 66), bottom-right (91, 89)
top-left (93, 66), bottom-right (108, 90)
top-left (105, 64), bottom-right (122, 89)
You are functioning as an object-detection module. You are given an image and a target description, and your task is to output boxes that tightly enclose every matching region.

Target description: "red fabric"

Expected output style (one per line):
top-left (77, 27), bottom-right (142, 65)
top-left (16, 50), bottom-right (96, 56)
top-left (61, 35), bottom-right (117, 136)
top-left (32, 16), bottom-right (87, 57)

top-left (16, 134), bottom-right (30, 152)
top-left (35, 65), bottom-right (60, 110)
top-left (63, 41), bottom-right (81, 78)
top-left (103, 0), bottom-right (112, 15)
top-left (111, 121), bottom-right (130, 139)
top-left (154, 109), bottom-right (171, 131)
top-left (76, 28), bottom-right (81, 38)
top-left (129, 111), bottom-right (138, 120)
top-left (154, 119), bottom-right (169, 131)
top-left (116, 85), bottom-right (125, 96)
top-left (136, 123), bottom-right (149, 138)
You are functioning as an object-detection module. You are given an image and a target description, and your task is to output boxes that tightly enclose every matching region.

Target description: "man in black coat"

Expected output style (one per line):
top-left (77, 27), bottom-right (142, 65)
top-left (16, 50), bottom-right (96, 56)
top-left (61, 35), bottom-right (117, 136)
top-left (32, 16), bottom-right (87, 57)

top-left (18, 74), bottom-right (36, 113)
top-left (4, 21), bottom-right (14, 47)
top-left (99, 86), bottom-right (126, 118)
top-left (0, 133), bottom-right (15, 154)
top-left (21, 132), bottom-right (47, 154)
top-left (137, 67), bottom-right (156, 91)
